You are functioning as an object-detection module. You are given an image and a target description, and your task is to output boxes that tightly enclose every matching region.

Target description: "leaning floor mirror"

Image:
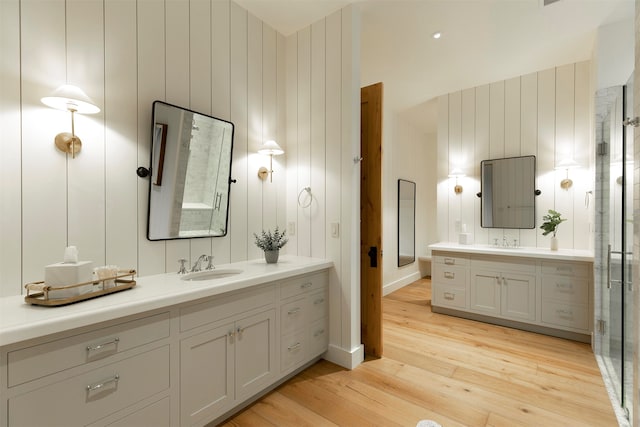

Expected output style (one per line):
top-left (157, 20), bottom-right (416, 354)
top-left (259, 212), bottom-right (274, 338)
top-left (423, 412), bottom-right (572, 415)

top-left (398, 179), bottom-right (416, 267)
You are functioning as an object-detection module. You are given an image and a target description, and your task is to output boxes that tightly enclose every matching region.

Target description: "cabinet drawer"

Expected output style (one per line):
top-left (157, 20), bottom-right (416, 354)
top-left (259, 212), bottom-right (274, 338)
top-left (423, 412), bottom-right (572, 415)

top-left (281, 331), bottom-right (306, 372)
top-left (541, 261), bottom-right (589, 278)
top-left (433, 264), bottom-right (467, 287)
top-left (309, 318), bottom-right (328, 358)
top-left (432, 284), bottom-right (466, 309)
top-left (281, 296), bottom-right (306, 335)
top-left (433, 253), bottom-right (469, 266)
top-left (8, 345), bottom-right (170, 427)
top-left (471, 257), bottom-right (536, 274)
top-left (541, 301), bottom-right (588, 331)
top-left (309, 289), bottom-right (328, 322)
top-left (280, 271), bottom-right (328, 300)
top-left (89, 396), bottom-right (171, 427)
top-left (8, 312), bottom-right (170, 387)
top-left (541, 276), bottom-right (588, 305)
top-left (180, 285), bottom-right (276, 332)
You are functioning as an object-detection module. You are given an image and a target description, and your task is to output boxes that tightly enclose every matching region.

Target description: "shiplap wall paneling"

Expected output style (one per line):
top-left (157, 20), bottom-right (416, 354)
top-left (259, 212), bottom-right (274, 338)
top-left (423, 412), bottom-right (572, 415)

top-left (105, 0), bottom-right (138, 274)
top-left (447, 92), bottom-right (462, 242)
top-left (137, 0), bottom-right (166, 275)
top-left (504, 77), bottom-right (521, 243)
top-left (189, 0), bottom-right (215, 263)
top-left (325, 10), bottom-right (342, 347)
top-left (311, 20), bottom-right (327, 259)
top-left (164, 0), bottom-right (191, 269)
top-left (487, 81), bottom-right (506, 245)
top-left (436, 95), bottom-right (449, 243)
top-left (247, 13), bottom-right (264, 261)
top-left (229, 2), bottom-right (249, 262)
top-left (519, 72), bottom-right (538, 248)
top-left (0, 0), bottom-right (22, 295)
top-left (535, 68), bottom-right (556, 249)
top-left (211, 0), bottom-right (232, 265)
top-left (554, 64), bottom-right (576, 250)
top-left (276, 34), bottom-right (287, 235)
top-left (21, 0), bottom-right (68, 284)
top-left (474, 85), bottom-right (490, 245)
top-left (297, 27), bottom-right (312, 257)
top-left (285, 33), bottom-right (299, 255)
top-left (460, 88), bottom-right (475, 242)
top-left (572, 61), bottom-right (591, 250)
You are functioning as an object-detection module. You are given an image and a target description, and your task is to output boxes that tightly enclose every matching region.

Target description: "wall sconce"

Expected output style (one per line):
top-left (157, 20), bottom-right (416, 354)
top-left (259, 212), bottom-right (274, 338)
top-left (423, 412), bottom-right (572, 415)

top-left (257, 140), bottom-right (284, 182)
top-left (555, 159), bottom-right (579, 190)
top-left (448, 168), bottom-right (465, 194)
top-left (41, 84), bottom-right (100, 158)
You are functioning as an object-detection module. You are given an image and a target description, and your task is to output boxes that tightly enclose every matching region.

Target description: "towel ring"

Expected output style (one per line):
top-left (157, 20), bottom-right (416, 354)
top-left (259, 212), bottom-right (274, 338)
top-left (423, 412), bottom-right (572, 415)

top-left (298, 187), bottom-right (312, 208)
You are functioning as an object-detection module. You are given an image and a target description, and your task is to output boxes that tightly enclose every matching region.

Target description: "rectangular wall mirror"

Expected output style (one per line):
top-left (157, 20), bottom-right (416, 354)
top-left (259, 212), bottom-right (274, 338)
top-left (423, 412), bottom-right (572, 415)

top-left (398, 179), bottom-right (416, 267)
top-left (147, 101), bottom-right (234, 240)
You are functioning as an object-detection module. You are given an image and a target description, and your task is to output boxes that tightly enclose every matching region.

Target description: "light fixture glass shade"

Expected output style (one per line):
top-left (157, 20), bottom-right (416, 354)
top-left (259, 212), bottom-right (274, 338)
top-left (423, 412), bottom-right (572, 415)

top-left (41, 84), bottom-right (100, 114)
top-left (555, 158), bottom-right (579, 170)
top-left (448, 167), bottom-right (465, 178)
top-left (258, 140), bottom-right (284, 156)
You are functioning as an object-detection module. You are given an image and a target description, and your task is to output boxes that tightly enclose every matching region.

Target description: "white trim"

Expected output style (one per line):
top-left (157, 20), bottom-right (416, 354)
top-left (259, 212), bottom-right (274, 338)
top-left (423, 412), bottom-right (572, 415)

top-left (323, 343), bottom-right (364, 369)
top-left (383, 271), bottom-right (421, 296)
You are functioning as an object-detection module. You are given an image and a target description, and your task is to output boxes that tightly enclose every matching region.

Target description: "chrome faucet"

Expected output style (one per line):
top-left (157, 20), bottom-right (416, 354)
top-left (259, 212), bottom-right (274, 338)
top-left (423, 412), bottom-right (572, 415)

top-left (205, 255), bottom-right (215, 270)
top-left (178, 259), bottom-right (188, 274)
top-left (191, 254), bottom-right (209, 272)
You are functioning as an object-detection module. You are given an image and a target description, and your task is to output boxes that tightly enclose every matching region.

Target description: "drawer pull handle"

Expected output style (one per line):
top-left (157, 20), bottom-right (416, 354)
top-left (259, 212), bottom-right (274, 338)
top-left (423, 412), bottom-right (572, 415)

top-left (301, 282), bottom-right (313, 289)
top-left (288, 342), bottom-right (302, 351)
top-left (314, 298), bottom-right (325, 305)
top-left (444, 292), bottom-right (455, 300)
top-left (228, 330), bottom-right (235, 338)
top-left (288, 307), bottom-right (301, 315)
top-left (314, 329), bottom-right (325, 337)
top-left (444, 272), bottom-right (455, 279)
top-left (86, 374), bottom-right (119, 392)
top-left (86, 337), bottom-right (120, 352)
top-left (556, 309), bottom-right (573, 318)
top-left (444, 258), bottom-right (455, 265)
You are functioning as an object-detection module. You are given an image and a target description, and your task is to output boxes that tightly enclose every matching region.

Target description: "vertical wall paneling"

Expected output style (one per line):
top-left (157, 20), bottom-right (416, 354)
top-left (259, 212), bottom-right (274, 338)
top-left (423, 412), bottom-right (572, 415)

top-left (447, 92), bottom-right (461, 242)
top-left (297, 27), bottom-right (312, 257)
top-left (573, 61), bottom-right (591, 250)
top-left (460, 89), bottom-right (475, 241)
top-left (488, 81), bottom-right (506, 244)
top-left (474, 85), bottom-right (490, 245)
top-left (211, 0), bottom-right (232, 264)
top-left (0, 0), bottom-right (22, 294)
top-left (436, 95), bottom-right (449, 242)
top-left (104, 0), bottom-right (138, 273)
top-left (189, 0), bottom-right (214, 262)
top-left (285, 33), bottom-right (299, 255)
top-left (66, 0), bottom-right (106, 268)
top-left (324, 10), bottom-right (342, 347)
top-left (276, 33), bottom-right (287, 233)
top-left (504, 77), bottom-right (521, 242)
top-left (311, 20), bottom-right (327, 258)
top-left (21, 0), bottom-right (68, 284)
top-left (229, 2), bottom-right (248, 262)
top-left (520, 72), bottom-right (538, 247)
top-left (247, 13), bottom-right (263, 260)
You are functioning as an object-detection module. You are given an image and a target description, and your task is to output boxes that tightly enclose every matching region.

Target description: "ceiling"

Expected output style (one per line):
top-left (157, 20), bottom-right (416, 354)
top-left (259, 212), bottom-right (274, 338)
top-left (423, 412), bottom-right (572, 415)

top-left (236, 0), bottom-right (634, 133)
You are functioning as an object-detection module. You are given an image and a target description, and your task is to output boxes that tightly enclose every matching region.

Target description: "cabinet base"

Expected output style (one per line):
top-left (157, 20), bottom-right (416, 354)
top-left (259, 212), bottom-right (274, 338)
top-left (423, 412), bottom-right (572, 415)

top-left (432, 306), bottom-right (590, 343)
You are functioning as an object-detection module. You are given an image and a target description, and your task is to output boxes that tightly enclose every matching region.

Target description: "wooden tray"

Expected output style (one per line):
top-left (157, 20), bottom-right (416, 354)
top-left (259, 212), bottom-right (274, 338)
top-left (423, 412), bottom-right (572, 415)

top-left (24, 269), bottom-right (136, 307)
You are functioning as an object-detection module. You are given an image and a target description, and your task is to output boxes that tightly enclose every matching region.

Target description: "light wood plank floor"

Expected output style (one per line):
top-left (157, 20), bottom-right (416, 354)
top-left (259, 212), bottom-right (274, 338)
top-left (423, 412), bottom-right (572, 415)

top-left (221, 278), bottom-right (617, 426)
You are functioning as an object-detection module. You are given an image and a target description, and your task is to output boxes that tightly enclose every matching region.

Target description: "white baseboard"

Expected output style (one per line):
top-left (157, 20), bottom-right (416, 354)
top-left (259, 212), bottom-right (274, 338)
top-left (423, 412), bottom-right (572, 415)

top-left (383, 271), bottom-right (421, 296)
top-left (323, 343), bottom-right (364, 369)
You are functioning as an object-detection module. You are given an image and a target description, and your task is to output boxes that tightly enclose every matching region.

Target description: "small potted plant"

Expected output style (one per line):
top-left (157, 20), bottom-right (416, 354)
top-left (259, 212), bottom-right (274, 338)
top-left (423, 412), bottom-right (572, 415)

top-left (254, 227), bottom-right (288, 263)
top-left (540, 209), bottom-right (566, 251)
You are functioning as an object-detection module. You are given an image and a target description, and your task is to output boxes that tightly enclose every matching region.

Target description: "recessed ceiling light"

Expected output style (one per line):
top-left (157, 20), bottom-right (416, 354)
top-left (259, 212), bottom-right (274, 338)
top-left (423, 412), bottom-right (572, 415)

top-left (432, 31), bottom-right (442, 39)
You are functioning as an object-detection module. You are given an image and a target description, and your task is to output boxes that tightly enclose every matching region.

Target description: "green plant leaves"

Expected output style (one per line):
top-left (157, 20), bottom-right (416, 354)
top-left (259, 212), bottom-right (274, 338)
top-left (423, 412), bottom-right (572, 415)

top-left (253, 226), bottom-right (288, 251)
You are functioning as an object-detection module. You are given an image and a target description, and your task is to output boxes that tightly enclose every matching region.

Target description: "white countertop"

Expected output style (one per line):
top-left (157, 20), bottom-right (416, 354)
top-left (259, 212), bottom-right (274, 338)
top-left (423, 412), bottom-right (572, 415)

top-left (0, 256), bottom-right (333, 347)
top-left (429, 242), bottom-right (594, 262)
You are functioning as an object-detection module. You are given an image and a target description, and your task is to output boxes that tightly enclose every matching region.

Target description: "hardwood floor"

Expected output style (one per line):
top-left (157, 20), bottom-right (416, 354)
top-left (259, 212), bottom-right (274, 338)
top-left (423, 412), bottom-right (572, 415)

top-left (221, 278), bottom-right (617, 426)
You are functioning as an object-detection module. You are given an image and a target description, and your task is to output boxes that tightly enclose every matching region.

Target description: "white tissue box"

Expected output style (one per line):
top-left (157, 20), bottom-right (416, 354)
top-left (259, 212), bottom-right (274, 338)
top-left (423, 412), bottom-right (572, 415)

top-left (45, 261), bottom-right (95, 299)
top-left (458, 233), bottom-right (473, 245)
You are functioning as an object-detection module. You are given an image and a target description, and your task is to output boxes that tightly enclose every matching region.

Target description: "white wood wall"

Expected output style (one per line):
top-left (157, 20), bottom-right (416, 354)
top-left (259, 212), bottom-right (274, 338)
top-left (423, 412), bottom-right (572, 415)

top-left (437, 61), bottom-right (593, 251)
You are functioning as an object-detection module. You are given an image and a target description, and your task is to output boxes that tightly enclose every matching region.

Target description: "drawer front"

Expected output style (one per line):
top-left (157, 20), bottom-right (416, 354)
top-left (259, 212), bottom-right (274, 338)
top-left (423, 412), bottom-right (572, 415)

top-left (432, 284), bottom-right (467, 309)
top-left (89, 396), bottom-right (171, 427)
top-left (8, 312), bottom-right (170, 387)
top-left (433, 253), bottom-right (469, 267)
top-left (432, 264), bottom-right (467, 287)
top-left (180, 285), bottom-right (276, 332)
top-left (280, 271), bottom-right (328, 300)
top-left (281, 296), bottom-right (307, 336)
top-left (541, 301), bottom-right (588, 331)
top-left (541, 261), bottom-right (589, 278)
top-left (471, 257), bottom-right (536, 274)
top-left (309, 318), bottom-right (328, 358)
top-left (9, 345), bottom-right (170, 427)
top-left (281, 330), bottom-right (306, 372)
top-left (541, 276), bottom-right (588, 305)
top-left (309, 289), bottom-right (328, 323)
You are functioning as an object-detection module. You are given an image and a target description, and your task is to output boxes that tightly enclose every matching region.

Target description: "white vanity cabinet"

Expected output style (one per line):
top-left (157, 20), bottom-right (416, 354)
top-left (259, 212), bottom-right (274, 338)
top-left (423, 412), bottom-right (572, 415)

top-left (430, 245), bottom-right (593, 342)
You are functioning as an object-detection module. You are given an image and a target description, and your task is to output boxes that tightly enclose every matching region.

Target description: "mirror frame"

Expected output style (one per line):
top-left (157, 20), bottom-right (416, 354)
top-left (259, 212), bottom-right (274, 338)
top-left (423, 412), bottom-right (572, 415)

top-left (397, 179), bottom-right (416, 267)
top-left (146, 100), bottom-right (234, 241)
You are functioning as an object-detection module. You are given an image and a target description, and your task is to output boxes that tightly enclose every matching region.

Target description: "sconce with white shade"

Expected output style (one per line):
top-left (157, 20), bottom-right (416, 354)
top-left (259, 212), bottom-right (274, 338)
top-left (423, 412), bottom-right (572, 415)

top-left (448, 168), bottom-right (465, 194)
top-left (41, 84), bottom-right (100, 158)
top-left (555, 158), bottom-right (579, 190)
top-left (257, 140), bottom-right (284, 183)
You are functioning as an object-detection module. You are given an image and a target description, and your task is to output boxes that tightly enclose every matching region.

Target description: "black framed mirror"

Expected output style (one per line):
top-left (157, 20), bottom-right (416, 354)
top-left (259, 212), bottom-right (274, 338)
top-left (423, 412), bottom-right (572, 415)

top-left (398, 179), bottom-right (416, 267)
top-left (146, 101), bottom-right (234, 240)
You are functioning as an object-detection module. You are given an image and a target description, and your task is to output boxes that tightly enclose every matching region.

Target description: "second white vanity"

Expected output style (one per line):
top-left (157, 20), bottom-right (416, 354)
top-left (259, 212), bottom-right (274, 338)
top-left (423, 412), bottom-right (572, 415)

top-left (430, 243), bottom-right (593, 342)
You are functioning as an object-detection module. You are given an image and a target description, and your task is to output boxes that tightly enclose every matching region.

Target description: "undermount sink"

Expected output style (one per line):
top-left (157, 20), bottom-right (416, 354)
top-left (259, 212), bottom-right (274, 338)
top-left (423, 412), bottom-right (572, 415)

top-left (180, 268), bottom-right (243, 281)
